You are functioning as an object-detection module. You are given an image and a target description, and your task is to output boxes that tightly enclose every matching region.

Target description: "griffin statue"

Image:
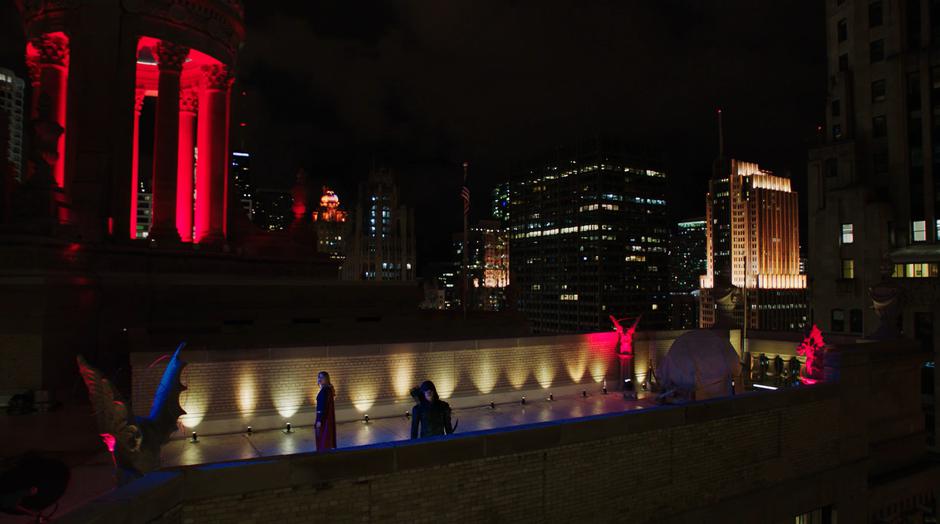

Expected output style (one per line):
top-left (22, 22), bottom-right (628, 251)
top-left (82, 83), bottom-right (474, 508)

top-left (77, 343), bottom-right (188, 483)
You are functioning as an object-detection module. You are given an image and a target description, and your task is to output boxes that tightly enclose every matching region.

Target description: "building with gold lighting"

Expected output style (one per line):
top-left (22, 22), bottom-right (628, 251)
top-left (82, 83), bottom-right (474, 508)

top-left (454, 219), bottom-right (510, 311)
top-left (311, 186), bottom-right (347, 261)
top-left (700, 159), bottom-right (807, 331)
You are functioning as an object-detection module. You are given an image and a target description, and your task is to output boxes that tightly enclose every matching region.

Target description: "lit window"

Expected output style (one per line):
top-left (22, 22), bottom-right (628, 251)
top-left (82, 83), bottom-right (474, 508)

top-left (560, 294), bottom-right (579, 301)
top-left (841, 223), bottom-right (854, 244)
top-left (841, 259), bottom-right (855, 279)
top-left (913, 220), bottom-right (927, 242)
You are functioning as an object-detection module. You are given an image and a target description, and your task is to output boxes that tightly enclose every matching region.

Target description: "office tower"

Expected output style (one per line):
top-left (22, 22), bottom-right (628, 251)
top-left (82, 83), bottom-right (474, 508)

top-left (342, 168), bottom-right (416, 281)
top-left (669, 218), bottom-right (706, 329)
top-left (0, 68), bottom-right (25, 181)
top-left (700, 160), bottom-right (807, 331)
top-left (808, 0), bottom-right (939, 447)
top-left (230, 151), bottom-right (253, 219)
top-left (455, 219), bottom-right (510, 311)
top-left (510, 146), bottom-right (670, 333)
top-left (492, 182), bottom-right (510, 223)
top-left (251, 189), bottom-right (292, 231)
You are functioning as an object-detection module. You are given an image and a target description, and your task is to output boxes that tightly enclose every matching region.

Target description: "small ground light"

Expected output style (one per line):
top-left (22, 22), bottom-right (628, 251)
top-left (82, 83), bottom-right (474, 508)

top-left (623, 379), bottom-right (637, 400)
top-left (490, 401), bottom-right (495, 409)
top-left (190, 431), bottom-right (198, 443)
top-left (284, 422), bottom-right (292, 434)
top-left (521, 396), bottom-right (526, 405)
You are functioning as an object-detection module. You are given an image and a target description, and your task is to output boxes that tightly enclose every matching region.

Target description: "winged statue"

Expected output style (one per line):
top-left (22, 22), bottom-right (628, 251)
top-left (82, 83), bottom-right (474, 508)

top-left (77, 343), bottom-right (188, 482)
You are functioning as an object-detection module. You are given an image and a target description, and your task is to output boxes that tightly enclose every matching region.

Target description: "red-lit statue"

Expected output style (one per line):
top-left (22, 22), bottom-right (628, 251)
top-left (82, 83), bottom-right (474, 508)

top-left (77, 343), bottom-right (188, 484)
top-left (611, 315), bottom-right (641, 397)
top-left (796, 325), bottom-right (826, 384)
top-left (610, 314), bottom-right (641, 355)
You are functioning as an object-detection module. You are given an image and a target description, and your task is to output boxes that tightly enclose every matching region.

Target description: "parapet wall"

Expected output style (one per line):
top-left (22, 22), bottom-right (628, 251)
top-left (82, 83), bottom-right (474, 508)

top-left (132, 331), bottom-right (675, 435)
top-left (70, 336), bottom-right (939, 523)
top-left (65, 385), bottom-right (856, 523)
top-left (131, 329), bottom-right (818, 436)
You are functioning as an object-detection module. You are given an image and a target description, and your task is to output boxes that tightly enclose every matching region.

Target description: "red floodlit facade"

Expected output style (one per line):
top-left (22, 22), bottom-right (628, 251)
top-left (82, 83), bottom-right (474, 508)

top-left (15, 0), bottom-right (245, 244)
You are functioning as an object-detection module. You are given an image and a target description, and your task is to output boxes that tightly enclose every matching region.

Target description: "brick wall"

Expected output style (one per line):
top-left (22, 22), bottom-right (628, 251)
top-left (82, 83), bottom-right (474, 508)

top-left (64, 386), bottom-right (851, 524)
top-left (131, 331), bottom-right (651, 434)
top-left (65, 337), bottom-right (940, 524)
top-left (131, 329), bottom-right (817, 435)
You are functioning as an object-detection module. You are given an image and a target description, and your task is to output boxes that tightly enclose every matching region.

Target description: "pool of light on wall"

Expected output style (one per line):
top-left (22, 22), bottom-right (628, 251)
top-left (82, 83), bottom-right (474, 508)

top-left (565, 349), bottom-right (587, 382)
top-left (178, 366), bottom-right (208, 428)
top-left (273, 381), bottom-right (305, 418)
top-left (470, 352), bottom-right (499, 394)
top-left (237, 367), bottom-right (257, 418)
top-left (390, 354), bottom-right (416, 398)
top-left (351, 383), bottom-right (378, 412)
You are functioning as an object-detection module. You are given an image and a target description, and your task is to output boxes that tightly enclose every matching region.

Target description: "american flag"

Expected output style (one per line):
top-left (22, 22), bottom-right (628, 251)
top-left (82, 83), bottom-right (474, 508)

top-left (461, 161), bottom-right (470, 215)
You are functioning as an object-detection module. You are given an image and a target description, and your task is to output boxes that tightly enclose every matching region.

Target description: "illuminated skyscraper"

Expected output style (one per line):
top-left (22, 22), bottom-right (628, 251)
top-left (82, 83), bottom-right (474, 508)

top-left (510, 146), bottom-right (670, 333)
top-left (700, 159), bottom-right (807, 330)
top-left (0, 68), bottom-right (24, 181)
top-left (311, 186), bottom-right (347, 261)
top-left (342, 168), bottom-right (416, 281)
top-left (492, 182), bottom-right (510, 223)
top-left (669, 218), bottom-right (706, 329)
top-left (230, 151), bottom-right (253, 219)
top-left (251, 189), bottom-right (292, 231)
top-left (454, 219), bottom-right (510, 311)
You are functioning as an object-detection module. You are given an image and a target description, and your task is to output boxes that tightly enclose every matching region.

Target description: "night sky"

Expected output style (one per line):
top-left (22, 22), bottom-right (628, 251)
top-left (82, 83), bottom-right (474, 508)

top-left (0, 1), bottom-right (826, 271)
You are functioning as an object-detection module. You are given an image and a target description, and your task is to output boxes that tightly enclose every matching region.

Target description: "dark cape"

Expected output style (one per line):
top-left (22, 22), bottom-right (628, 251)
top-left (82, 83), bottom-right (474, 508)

top-left (410, 400), bottom-right (454, 439)
top-left (315, 385), bottom-right (337, 451)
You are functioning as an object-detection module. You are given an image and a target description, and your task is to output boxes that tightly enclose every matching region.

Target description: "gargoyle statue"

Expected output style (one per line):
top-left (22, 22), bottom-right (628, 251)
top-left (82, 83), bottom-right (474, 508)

top-left (77, 343), bottom-right (187, 482)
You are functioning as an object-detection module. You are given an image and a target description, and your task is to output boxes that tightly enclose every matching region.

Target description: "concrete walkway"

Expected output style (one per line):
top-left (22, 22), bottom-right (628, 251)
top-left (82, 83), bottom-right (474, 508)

top-left (162, 391), bottom-right (654, 468)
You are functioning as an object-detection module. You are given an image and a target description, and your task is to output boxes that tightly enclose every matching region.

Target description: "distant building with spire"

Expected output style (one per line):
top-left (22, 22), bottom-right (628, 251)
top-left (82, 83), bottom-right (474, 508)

top-left (699, 155), bottom-right (807, 330)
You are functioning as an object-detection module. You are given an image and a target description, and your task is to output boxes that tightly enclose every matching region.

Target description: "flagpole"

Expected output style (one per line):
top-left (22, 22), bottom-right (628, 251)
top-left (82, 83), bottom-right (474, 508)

top-left (462, 161), bottom-right (469, 320)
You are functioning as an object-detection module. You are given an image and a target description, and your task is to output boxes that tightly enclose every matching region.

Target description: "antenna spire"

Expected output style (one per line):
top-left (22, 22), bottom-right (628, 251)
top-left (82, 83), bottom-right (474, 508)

top-left (717, 108), bottom-right (724, 159)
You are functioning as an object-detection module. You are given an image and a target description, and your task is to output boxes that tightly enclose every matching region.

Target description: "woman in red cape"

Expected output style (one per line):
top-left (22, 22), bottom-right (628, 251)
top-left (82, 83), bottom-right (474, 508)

top-left (314, 371), bottom-right (337, 451)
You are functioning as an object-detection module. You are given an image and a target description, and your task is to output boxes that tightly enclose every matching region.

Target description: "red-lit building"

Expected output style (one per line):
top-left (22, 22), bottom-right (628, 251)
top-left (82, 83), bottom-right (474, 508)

top-left (311, 186), bottom-right (347, 261)
top-left (14, 0), bottom-right (243, 244)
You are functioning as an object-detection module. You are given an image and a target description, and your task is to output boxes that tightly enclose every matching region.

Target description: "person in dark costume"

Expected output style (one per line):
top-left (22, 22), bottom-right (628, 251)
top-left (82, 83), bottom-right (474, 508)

top-left (410, 380), bottom-right (454, 439)
top-left (315, 371), bottom-right (337, 451)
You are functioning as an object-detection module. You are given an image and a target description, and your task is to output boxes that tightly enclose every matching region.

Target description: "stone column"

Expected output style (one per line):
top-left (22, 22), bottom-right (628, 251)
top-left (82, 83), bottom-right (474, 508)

top-left (149, 41), bottom-right (188, 243)
top-left (130, 89), bottom-right (144, 239)
top-left (195, 64), bottom-right (232, 244)
top-left (176, 90), bottom-right (197, 242)
top-left (25, 55), bottom-right (40, 120)
top-left (30, 34), bottom-right (69, 189)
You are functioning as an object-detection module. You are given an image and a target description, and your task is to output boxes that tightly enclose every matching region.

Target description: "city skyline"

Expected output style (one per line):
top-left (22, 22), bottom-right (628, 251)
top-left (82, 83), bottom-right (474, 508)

top-left (0, 1), bottom-right (827, 267)
top-left (1, 2), bottom-right (938, 522)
